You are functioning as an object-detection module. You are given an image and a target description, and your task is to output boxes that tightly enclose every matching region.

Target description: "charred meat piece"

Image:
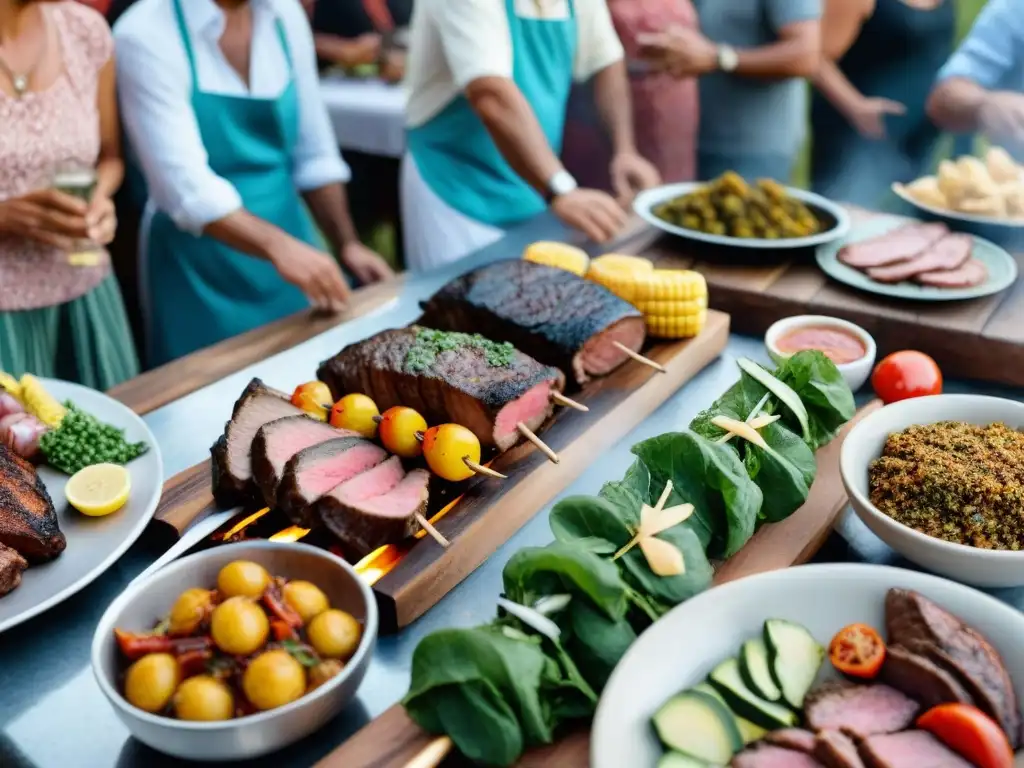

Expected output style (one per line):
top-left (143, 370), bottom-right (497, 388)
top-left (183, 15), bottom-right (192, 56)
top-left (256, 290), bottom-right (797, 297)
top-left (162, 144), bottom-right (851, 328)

top-left (251, 416), bottom-right (357, 508)
top-left (318, 457), bottom-right (430, 557)
top-left (857, 730), bottom-right (973, 768)
top-left (0, 444), bottom-right (65, 562)
top-left (763, 729), bottom-right (817, 753)
top-left (866, 234), bottom-right (972, 283)
top-left (317, 327), bottom-right (565, 451)
top-left (838, 223), bottom-right (947, 269)
top-left (886, 588), bottom-right (1020, 747)
top-left (276, 437), bottom-right (386, 527)
top-left (0, 543), bottom-right (28, 597)
top-left (814, 730), bottom-right (864, 768)
top-left (879, 644), bottom-right (974, 710)
top-left (916, 258), bottom-right (988, 288)
top-left (731, 745), bottom-right (825, 768)
top-left (804, 683), bottom-right (919, 738)
top-left (418, 259), bottom-right (646, 385)
top-left (210, 379), bottom-right (305, 507)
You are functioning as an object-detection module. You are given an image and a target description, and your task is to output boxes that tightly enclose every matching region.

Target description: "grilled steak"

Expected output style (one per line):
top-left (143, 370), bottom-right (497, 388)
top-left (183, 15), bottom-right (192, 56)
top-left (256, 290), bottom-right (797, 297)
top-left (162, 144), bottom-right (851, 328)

top-left (764, 729), bottom-right (817, 753)
top-left (732, 745), bottom-right (824, 768)
top-left (0, 444), bottom-right (65, 562)
top-left (886, 588), bottom-right (1020, 746)
top-left (318, 457), bottom-right (430, 557)
top-left (879, 644), bottom-right (974, 710)
top-left (866, 234), bottom-right (973, 283)
top-left (418, 259), bottom-right (646, 385)
top-left (814, 730), bottom-right (864, 768)
top-left (804, 683), bottom-right (919, 738)
top-left (0, 543), bottom-right (28, 597)
top-left (276, 437), bottom-right (386, 527)
top-left (916, 258), bottom-right (988, 288)
top-left (317, 326), bottom-right (565, 451)
top-left (857, 730), bottom-right (972, 768)
top-left (838, 223), bottom-right (947, 269)
top-left (211, 379), bottom-right (305, 507)
top-left (251, 416), bottom-right (357, 508)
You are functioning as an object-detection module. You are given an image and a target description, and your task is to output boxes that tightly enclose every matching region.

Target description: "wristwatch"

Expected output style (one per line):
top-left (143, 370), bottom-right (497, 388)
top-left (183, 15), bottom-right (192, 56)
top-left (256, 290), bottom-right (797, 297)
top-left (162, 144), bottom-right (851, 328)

top-left (717, 44), bottom-right (739, 73)
top-left (546, 169), bottom-right (578, 202)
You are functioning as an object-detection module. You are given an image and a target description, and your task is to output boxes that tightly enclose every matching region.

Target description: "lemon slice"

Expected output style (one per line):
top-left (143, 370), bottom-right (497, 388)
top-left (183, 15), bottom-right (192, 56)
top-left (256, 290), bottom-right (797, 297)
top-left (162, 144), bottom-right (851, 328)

top-left (65, 463), bottom-right (131, 517)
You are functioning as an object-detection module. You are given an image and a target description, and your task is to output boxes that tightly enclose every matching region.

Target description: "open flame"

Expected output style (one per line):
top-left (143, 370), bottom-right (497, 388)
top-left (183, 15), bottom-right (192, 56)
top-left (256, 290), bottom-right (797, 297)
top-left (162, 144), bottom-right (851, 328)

top-left (218, 507), bottom-right (271, 540)
top-left (269, 526), bottom-right (310, 543)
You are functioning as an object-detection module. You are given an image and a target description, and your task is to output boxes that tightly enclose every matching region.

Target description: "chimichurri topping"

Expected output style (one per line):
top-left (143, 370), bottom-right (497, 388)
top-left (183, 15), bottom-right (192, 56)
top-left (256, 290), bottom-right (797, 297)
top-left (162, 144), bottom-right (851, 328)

top-left (405, 329), bottom-right (515, 372)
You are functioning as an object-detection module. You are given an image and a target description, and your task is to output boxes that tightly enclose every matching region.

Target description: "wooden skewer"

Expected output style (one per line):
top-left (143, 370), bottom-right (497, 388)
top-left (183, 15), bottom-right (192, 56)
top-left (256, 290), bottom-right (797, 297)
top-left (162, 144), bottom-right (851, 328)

top-left (517, 422), bottom-right (559, 464)
top-left (371, 414), bottom-right (383, 424)
top-left (613, 340), bottom-right (666, 373)
top-left (463, 457), bottom-right (507, 479)
top-left (415, 513), bottom-right (450, 548)
top-left (550, 391), bottom-right (589, 412)
top-left (402, 736), bottom-right (453, 768)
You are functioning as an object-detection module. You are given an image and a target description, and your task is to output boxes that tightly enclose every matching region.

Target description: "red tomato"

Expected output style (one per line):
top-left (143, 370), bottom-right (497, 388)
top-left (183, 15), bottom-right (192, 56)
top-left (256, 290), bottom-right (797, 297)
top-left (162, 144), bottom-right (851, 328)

top-left (828, 623), bottom-right (886, 679)
top-left (917, 704), bottom-right (1013, 768)
top-left (871, 351), bottom-right (942, 404)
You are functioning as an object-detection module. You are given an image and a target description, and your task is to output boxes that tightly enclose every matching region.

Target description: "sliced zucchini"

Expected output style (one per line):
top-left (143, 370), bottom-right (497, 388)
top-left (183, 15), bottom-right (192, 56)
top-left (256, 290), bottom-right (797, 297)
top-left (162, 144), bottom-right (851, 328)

top-left (763, 619), bottom-right (825, 709)
top-left (652, 690), bottom-right (742, 764)
top-left (736, 358), bottom-right (810, 442)
top-left (707, 658), bottom-right (798, 730)
top-left (739, 639), bottom-right (783, 703)
top-left (693, 682), bottom-right (768, 745)
top-left (657, 752), bottom-right (715, 768)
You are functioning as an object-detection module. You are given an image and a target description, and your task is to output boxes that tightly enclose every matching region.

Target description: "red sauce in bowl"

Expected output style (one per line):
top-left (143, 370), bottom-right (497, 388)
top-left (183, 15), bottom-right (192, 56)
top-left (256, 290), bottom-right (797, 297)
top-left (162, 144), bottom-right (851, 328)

top-left (776, 326), bottom-right (867, 365)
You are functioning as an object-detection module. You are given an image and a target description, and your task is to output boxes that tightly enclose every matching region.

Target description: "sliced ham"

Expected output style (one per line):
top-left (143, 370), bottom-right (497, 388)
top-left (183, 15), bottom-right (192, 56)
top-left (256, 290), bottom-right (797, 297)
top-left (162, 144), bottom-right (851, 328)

top-left (915, 259), bottom-right (988, 288)
top-left (763, 729), bottom-right (817, 753)
top-left (814, 730), bottom-right (864, 768)
top-left (857, 730), bottom-right (973, 768)
top-left (878, 645), bottom-right (974, 711)
top-left (804, 683), bottom-right (919, 738)
top-left (838, 223), bottom-right (948, 269)
top-left (866, 234), bottom-right (972, 283)
top-left (732, 745), bottom-right (824, 768)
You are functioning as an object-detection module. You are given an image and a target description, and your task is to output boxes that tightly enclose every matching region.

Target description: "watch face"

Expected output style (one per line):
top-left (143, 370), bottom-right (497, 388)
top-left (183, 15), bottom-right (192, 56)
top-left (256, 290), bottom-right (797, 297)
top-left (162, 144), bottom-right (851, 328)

top-left (718, 46), bottom-right (738, 72)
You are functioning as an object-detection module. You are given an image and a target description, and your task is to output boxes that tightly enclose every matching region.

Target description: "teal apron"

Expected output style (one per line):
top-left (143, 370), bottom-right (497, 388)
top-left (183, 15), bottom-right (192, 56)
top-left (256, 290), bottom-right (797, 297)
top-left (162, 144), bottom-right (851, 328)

top-left (143, 0), bottom-right (319, 366)
top-left (407, 0), bottom-right (577, 228)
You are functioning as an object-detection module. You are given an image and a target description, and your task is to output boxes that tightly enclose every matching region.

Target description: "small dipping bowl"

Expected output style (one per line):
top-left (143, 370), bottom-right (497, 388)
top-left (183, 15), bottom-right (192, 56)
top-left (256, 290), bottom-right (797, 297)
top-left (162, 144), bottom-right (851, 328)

top-left (765, 314), bottom-right (876, 392)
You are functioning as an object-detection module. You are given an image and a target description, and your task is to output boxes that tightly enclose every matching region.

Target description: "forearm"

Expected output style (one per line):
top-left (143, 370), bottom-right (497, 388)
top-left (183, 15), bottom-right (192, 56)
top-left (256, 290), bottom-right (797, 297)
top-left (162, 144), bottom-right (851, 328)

top-left (314, 34), bottom-right (375, 68)
top-left (732, 38), bottom-right (820, 79)
top-left (592, 60), bottom-right (636, 155)
top-left (203, 209), bottom-right (289, 261)
top-left (302, 183), bottom-right (359, 253)
top-left (927, 78), bottom-right (988, 133)
top-left (94, 157), bottom-right (124, 201)
top-left (813, 59), bottom-right (864, 119)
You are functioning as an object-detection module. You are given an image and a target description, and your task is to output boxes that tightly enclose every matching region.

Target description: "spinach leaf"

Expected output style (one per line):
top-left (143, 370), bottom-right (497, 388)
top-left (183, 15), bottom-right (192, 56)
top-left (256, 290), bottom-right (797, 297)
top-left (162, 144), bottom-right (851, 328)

top-left (690, 372), bottom-right (768, 440)
top-left (619, 523), bottom-right (714, 609)
top-left (737, 421), bottom-right (816, 522)
top-left (549, 495), bottom-right (631, 551)
top-left (774, 350), bottom-right (855, 450)
top-left (563, 598), bottom-right (637, 691)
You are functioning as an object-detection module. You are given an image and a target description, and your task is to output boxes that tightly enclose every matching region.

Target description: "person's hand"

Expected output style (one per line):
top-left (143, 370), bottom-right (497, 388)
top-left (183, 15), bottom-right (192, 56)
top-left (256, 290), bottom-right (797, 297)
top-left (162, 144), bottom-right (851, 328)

top-left (86, 194), bottom-right (117, 246)
top-left (848, 97), bottom-right (906, 139)
top-left (979, 91), bottom-right (1024, 147)
top-left (0, 188), bottom-right (89, 250)
top-left (345, 33), bottom-right (382, 68)
top-left (341, 241), bottom-right (395, 284)
top-left (380, 49), bottom-right (405, 84)
top-left (269, 235), bottom-right (351, 312)
top-left (610, 151), bottom-right (661, 207)
top-left (551, 188), bottom-right (628, 243)
top-left (636, 26), bottom-right (718, 79)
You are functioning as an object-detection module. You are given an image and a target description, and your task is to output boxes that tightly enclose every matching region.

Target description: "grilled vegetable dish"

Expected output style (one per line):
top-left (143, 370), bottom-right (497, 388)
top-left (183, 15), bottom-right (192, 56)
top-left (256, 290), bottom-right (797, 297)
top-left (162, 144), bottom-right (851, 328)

top-left (652, 172), bottom-right (822, 240)
top-left (113, 560), bottom-right (363, 720)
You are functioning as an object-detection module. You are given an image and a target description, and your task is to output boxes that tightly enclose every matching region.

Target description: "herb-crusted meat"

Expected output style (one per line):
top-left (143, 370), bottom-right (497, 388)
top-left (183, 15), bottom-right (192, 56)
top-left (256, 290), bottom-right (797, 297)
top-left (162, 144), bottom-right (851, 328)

top-left (418, 259), bottom-right (646, 385)
top-left (317, 326), bottom-right (565, 451)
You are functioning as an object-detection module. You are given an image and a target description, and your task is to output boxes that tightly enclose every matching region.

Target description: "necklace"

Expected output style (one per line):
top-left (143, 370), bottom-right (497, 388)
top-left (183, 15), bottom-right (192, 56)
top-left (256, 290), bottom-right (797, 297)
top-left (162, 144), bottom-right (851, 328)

top-left (0, 12), bottom-right (49, 99)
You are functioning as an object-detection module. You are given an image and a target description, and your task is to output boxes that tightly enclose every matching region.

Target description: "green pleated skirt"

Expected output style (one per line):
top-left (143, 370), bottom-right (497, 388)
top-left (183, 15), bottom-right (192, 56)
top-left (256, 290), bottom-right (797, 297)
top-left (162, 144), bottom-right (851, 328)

top-left (0, 274), bottom-right (140, 391)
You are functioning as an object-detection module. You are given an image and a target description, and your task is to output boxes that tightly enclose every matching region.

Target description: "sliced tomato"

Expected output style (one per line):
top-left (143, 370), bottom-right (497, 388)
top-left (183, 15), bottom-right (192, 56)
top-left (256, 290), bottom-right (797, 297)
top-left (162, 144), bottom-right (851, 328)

top-left (871, 350), bottom-right (942, 404)
top-left (828, 623), bottom-right (886, 679)
top-left (918, 703), bottom-right (1013, 768)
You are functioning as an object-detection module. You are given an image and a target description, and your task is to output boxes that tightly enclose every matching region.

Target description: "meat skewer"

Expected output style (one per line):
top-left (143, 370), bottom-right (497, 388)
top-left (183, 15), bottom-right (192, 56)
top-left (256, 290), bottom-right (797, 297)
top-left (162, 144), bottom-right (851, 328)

top-left (612, 340), bottom-right (666, 373)
top-left (550, 391), bottom-right (589, 412)
top-left (516, 422), bottom-right (559, 464)
top-left (415, 514), bottom-right (449, 548)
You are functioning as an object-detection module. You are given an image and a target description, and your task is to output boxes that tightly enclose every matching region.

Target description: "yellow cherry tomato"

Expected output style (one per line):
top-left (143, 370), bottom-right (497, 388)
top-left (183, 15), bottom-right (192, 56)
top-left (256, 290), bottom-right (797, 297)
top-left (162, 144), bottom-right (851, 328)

top-left (422, 423), bottom-right (481, 482)
top-left (124, 653), bottom-right (180, 713)
top-left (216, 560), bottom-right (271, 599)
top-left (329, 393), bottom-right (380, 438)
top-left (291, 381), bottom-right (332, 421)
top-left (307, 609), bottom-right (363, 660)
top-left (173, 675), bottom-right (235, 721)
top-left (377, 406), bottom-right (427, 458)
top-left (210, 596), bottom-right (270, 656)
top-left (167, 587), bottom-right (215, 636)
top-left (282, 580), bottom-right (329, 624)
top-left (242, 650), bottom-right (306, 711)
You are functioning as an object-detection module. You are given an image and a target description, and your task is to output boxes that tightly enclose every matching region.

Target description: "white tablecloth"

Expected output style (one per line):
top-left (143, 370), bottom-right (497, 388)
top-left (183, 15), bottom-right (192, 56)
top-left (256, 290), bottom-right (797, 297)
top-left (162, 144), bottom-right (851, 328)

top-left (320, 74), bottom-right (407, 159)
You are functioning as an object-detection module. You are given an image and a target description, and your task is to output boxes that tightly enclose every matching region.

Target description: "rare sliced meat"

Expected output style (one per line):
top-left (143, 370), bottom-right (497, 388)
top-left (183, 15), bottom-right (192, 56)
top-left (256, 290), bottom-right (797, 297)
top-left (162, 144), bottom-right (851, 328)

top-left (886, 588), bottom-right (1020, 747)
top-left (879, 645), bottom-right (974, 710)
top-left (814, 730), bottom-right (864, 768)
top-left (210, 378), bottom-right (305, 507)
top-left (251, 416), bottom-right (357, 508)
top-left (763, 729), bottom-right (817, 753)
top-left (0, 542), bottom-right (28, 597)
top-left (317, 326), bottom-right (565, 451)
top-left (732, 745), bottom-right (824, 768)
top-left (916, 259), bottom-right (988, 288)
top-left (418, 259), bottom-right (646, 385)
top-left (804, 683), bottom-right (919, 738)
top-left (838, 223), bottom-right (948, 269)
top-left (318, 458), bottom-right (430, 557)
top-left (276, 437), bottom-right (386, 527)
top-left (857, 730), bottom-right (973, 768)
top-left (866, 234), bottom-right (972, 283)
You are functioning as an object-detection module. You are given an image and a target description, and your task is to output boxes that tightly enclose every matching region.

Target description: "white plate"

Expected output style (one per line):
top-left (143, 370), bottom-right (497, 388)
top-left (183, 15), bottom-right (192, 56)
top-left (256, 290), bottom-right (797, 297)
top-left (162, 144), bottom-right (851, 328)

top-left (0, 379), bottom-right (163, 633)
top-left (893, 181), bottom-right (1024, 229)
top-left (590, 563), bottom-right (1024, 768)
top-left (633, 181), bottom-right (851, 250)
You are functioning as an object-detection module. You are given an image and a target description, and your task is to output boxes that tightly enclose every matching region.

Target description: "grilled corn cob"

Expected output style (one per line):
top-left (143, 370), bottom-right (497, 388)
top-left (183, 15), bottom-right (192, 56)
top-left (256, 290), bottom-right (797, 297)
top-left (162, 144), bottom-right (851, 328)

top-left (645, 311), bottom-right (708, 339)
top-left (586, 254), bottom-right (654, 301)
top-left (20, 374), bottom-right (66, 427)
top-left (633, 296), bottom-right (708, 315)
top-left (632, 269), bottom-right (707, 302)
top-left (522, 241), bottom-right (590, 276)
top-left (634, 269), bottom-right (709, 338)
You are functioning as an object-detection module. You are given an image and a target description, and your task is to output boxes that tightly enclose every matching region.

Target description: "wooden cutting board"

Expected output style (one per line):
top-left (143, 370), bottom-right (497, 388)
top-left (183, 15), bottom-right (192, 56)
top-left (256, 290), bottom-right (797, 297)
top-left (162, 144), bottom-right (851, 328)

top-left (315, 400), bottom-right (883, 768)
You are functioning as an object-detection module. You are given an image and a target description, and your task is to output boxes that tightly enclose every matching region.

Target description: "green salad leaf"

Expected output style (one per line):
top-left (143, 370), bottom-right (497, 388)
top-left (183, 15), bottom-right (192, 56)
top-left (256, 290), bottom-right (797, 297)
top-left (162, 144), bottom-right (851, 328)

top-left (563, 599), bottom-right (637, 690)
top-left (774, 350), bottom-right (856, 451)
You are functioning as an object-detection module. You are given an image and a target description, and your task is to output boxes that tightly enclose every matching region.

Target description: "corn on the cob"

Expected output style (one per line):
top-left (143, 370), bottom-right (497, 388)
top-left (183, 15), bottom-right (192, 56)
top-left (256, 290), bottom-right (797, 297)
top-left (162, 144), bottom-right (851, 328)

top-left (588, 254), bottom-right (654, 274)
top-left (522, 241), bottom-right (590, 276)
top-left (0, 371), bottom-right (22, 400)
top-left (633, 296), bottom-right (708, 315)
top-left (19, 374), bottom-right (66, 427)
top-left (586, 254), bottom-right (654, 302)
top-left (632, 269), bottom-right (707, 302)
top-left (645, 310), bottom-right (708, 339)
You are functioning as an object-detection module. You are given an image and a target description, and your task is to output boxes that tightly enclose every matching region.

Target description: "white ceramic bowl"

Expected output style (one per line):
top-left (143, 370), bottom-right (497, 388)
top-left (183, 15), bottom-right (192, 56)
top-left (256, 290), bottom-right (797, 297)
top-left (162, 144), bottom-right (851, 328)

top-left (765, 314), bottom-right (876, 391)
top-left (92, 541), bottom-right (378, 761)
top-left (841, 394), bottom-right (1024, 587)
top-left (591, 563), bottom-right (1024, 768)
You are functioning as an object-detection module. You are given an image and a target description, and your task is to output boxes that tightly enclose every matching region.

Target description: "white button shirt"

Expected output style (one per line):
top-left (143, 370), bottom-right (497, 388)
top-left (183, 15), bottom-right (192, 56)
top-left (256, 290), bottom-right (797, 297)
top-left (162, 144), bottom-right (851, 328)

top-left (114, 0), bottom-right (351, 236)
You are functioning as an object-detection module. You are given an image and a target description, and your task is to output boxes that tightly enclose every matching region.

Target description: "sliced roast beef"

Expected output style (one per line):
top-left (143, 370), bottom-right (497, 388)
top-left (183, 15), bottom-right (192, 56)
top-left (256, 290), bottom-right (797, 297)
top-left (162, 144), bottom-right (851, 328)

top-left (804, 683), bottom-right (919, 738)
top-left (276, 437), bottom-right (386, 526)
top-left (211, 378), bottom-right (305, 507)
top-left (251, 416), bottom-right (357, 508)
top-left (857, 730), bottom-right (972, 768)
top-left (318, 458), bottom-right (430, 557)
top-left (317, 326), bottom-right (565, 451)
top-left (886, 588), bottom-right (1019, 747)
top-left (763, 728), bottom-right (817, 753)
top-left (814, 730), bottom-right (864, 768)
top-left (866, 234), bottom-right (973, 283)
top-left (732, 745), bottom-right (824, 768)
top-left (418, 259), bottom-right (646, 385)
top-left (0, 444), bottom-right (65, 563)
top-left (915, 258), bottom-right (988, 288)
top-left (878, 645), bottom-right (974, 710)
top-left (837, 222), bottom-right (948, 269)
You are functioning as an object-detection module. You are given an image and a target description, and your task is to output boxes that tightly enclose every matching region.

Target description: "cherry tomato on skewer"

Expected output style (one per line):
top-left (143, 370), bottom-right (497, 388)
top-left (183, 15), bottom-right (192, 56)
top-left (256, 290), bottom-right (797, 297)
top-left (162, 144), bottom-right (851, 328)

top-left (828, 623), bottom-right (886, 679)
top-left (422, 423), bottom-right (481, 482)
top-left (290, 381), bottom-right (332, 421)
top-left (329, 394), bottom-right (380, 439)
top-left (917, 703), bottom-right (1013, 768)
top-left (377, 406), bottom-right (428, 458)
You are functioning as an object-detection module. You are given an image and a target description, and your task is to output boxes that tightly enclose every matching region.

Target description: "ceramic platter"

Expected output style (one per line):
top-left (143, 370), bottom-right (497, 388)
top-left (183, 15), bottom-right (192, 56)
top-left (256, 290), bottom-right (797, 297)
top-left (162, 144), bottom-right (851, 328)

top-left (892, 181), bottom-right (1024, 229)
